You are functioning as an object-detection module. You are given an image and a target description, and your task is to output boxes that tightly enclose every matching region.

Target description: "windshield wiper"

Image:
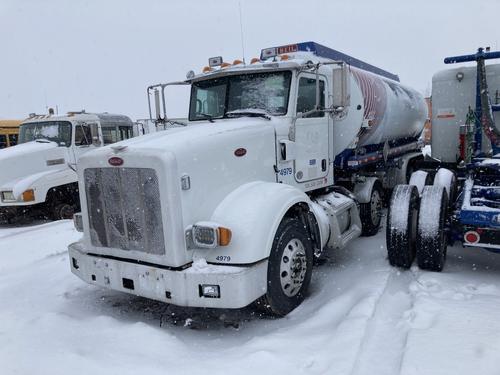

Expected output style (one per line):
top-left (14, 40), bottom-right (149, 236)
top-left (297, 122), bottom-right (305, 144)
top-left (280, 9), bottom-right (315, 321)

top-left (226, 109), bottom-right (271, 120)
top-left (196, 113), bottom-right (215, 123)
top-left (34, 138), bottom-right (52, 143)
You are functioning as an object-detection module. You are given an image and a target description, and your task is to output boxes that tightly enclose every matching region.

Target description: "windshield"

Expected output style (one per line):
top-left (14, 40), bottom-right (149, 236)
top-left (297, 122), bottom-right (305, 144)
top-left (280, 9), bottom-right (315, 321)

top-left (189, 71), bottom-right (292, 121)
top-left (18, 121), bottom-right (72, 147)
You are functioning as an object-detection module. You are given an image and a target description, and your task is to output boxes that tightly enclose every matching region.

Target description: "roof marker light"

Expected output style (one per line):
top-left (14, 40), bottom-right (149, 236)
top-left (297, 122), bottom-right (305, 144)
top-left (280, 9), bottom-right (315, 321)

top-left (202, 66), bottom-right (212, 73)
top-left (261, 47), bottom-right (277, 59)
top-left (220, 62), bottom-right (231, 68)
top-left (250, 57), bottom-right (260, 64)
top-left (233, 59), bottom-right (244, 65)
top-left (208, 56), bottom-right (223, 67)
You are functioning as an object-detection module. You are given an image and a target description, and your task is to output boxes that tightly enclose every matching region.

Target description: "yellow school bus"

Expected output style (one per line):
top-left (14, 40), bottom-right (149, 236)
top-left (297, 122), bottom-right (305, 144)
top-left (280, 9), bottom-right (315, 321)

top-left (0, 120), bottom-right (22, 148)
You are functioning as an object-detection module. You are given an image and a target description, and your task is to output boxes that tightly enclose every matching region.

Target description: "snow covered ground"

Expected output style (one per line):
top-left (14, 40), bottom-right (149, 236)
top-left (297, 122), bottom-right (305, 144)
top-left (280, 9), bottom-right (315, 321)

top-left (1, 220), bottom-right (500, 375)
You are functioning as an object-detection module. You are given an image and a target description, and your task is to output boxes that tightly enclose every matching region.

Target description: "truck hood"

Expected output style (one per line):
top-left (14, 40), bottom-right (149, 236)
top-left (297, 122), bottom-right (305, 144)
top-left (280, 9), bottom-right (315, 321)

top-left (81, 117), bottom-right (283, 162)
top-left (0, 141), bottom-right (70, 191)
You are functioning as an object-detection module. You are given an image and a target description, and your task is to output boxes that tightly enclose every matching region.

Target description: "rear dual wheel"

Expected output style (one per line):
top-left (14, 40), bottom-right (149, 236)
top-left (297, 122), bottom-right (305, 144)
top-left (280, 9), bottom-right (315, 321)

top-left (386, 185), bottom-right (419, 268)
top-left (416, 186), bottom-right (448, 272)
top-left (360, 183), bottom-right (383, 236)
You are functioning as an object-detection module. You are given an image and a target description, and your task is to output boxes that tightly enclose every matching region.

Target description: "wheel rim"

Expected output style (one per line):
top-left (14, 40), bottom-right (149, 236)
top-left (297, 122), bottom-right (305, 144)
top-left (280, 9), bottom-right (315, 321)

top-left (370, 190), bottom-right (382, 226)
top-left (279, 238), bottom-right (307, 297)
top-left (59, 204), bottom-right (74, 220)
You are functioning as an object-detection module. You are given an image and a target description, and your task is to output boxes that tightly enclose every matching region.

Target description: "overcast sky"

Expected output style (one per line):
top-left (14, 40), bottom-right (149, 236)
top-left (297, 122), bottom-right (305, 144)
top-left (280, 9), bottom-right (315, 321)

top-left (1, 0), bottom-right (499, 120)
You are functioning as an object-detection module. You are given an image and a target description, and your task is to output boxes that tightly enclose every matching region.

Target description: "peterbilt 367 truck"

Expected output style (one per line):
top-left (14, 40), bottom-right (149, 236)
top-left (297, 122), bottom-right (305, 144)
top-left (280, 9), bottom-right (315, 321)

top-left (0, 112), bottom-right (136, 221)
top-left (69, 42), bottom-right (427, 315)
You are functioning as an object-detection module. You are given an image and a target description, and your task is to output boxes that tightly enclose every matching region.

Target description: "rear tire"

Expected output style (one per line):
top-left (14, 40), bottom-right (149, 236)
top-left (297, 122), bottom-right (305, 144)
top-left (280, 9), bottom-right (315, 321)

top-left (386, 185), bottom-right (419, 269)
top-left (433, 168), bottom-right (457, 205)
top-left (360, 182), bottom-right (383, 236)
top-left (416, 186), bottom-right (448, 272)
top-left (257, 217), bottom-right (313, 316)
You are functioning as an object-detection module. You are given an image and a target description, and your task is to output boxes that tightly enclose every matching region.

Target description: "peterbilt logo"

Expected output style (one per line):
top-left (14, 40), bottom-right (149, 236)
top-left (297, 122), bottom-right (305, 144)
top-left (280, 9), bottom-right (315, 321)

top-left (108, 157), bottom-right (124, 166)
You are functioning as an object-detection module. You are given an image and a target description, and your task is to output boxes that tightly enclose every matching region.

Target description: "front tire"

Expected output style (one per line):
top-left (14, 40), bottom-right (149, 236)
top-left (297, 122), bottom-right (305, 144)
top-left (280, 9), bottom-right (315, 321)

top-left (51, 202), bottom-right (75, 221)
top-left (386, 185), bottom-right (419, 269)
top-left (416, 186), bottom-right (448, 272)
top-left (257, 217), bottom-right (314, 316)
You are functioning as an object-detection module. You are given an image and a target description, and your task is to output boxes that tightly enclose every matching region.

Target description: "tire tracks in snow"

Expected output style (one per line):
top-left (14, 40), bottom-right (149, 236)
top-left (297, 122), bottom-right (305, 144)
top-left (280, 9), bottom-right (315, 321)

top-left (348, 268), bottom-right (417, 375)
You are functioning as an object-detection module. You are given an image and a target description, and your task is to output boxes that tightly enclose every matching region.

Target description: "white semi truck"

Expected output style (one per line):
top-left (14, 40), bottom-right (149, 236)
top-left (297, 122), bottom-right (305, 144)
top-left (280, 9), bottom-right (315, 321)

top-left (0, 111), bottom-right (136, 221)
top-left (69, 42), bottom-right (427, 315)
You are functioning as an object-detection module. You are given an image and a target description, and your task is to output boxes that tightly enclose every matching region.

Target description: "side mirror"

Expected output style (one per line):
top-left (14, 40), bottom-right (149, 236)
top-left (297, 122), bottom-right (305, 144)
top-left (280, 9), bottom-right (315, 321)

top-left (332, 63), bottom-right (350, 108)
top-left (90, 123), bottom-right (101, 146)
top-left (154, 89), bottom-right (161, 120)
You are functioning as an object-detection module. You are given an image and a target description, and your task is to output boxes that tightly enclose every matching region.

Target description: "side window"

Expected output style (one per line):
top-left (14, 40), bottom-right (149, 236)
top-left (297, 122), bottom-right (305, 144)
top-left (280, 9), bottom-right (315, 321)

top-left (8, 134), bottom-right (18, 146)
top-left (296, 77), bottom-right (325, 118)
top-left (118, 126), bottom-right (133, 140)
top-left (75, 125), bottom-right (92, 146)
top-left (0, 135), bottom-right (6, 148)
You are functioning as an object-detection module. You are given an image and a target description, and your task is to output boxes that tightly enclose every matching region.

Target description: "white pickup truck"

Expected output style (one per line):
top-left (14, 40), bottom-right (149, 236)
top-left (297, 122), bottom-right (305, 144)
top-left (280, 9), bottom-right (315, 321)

top-left (0, 111), bottom-right (136, 221)
top-left (69, 42), bottom-right (427, 315)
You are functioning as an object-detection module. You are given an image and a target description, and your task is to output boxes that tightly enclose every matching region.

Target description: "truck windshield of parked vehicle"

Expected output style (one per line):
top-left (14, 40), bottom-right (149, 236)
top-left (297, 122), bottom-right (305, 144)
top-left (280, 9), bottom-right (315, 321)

top-left (102, 125), bottom-right (134, 145)
top-left (19, 121), bottom-right (72, 147)
top-left (189, 71), bottom-right (292, 121)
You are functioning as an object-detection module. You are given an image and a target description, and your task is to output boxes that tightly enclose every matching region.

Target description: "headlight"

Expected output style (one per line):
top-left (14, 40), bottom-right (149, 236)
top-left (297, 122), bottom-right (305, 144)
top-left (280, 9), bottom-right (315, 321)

top-left (191, 223), bottom-right (232, 248)
top-left (1, 191), bottom-right (15, 202)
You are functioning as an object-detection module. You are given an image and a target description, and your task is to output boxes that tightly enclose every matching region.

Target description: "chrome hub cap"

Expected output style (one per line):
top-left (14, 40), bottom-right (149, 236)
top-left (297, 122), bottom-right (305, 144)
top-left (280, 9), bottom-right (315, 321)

top-left (280, 238), bottom-right (307, 297)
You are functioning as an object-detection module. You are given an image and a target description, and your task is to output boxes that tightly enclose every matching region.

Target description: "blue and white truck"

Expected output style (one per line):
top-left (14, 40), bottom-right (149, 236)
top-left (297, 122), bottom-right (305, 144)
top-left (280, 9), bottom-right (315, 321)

top-left (387, 48), bottom-right (500, 272)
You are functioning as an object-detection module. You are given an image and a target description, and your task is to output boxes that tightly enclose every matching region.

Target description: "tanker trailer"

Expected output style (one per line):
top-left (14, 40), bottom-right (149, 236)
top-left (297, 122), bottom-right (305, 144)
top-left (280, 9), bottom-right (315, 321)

top-left (69, 42), bottom-right (428, 316)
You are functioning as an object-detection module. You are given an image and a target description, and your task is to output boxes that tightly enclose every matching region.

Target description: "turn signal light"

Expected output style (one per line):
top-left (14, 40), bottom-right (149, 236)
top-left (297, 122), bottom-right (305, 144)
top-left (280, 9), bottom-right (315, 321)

top-left (22, 189), bottom-right (35, 202)
top-left (218, 227), bottom-right (232, 246)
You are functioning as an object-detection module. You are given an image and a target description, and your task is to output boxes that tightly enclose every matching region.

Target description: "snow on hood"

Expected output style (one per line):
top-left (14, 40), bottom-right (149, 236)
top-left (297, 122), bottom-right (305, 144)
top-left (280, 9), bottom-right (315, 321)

top-left (82, 117), bottom-right (283, 160)
top-left (0, 141), bottom-right (69, 190)
top-left (0, 140), bottom-right (58, 160)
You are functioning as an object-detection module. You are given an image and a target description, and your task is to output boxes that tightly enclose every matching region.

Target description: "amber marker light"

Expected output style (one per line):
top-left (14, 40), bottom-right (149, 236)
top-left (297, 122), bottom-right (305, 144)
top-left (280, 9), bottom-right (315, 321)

top-left (22, 189), bottom-right (35, 202)
top-left (218, 227), bottom-right (232, 246)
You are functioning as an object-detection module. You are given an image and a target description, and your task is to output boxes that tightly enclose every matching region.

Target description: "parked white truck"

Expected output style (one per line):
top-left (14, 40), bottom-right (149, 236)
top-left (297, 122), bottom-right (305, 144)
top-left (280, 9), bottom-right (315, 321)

top-left (69, 42), bottom-right (427, 315)
top-left (0, 111), bottom-right (136, 221)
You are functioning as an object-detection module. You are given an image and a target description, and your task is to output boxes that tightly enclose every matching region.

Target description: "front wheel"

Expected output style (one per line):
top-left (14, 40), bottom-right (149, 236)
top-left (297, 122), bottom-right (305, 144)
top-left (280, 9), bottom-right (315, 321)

top-left (257, 217), bottom-right (314, 316)
top-left (51, 202), bottom-right (75, 221)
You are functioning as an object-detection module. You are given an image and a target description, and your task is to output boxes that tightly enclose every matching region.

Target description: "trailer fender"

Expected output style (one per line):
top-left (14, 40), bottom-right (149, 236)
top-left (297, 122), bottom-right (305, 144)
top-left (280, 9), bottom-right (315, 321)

top-left (194, 181), bottom-right (325, 265)
top-left (353, 177), bottom-right (379, 203)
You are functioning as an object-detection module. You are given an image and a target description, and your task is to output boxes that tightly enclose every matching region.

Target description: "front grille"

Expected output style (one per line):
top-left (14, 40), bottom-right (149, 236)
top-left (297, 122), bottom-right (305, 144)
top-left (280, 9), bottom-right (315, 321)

top-left (84, 168), bottom-right (165, 255)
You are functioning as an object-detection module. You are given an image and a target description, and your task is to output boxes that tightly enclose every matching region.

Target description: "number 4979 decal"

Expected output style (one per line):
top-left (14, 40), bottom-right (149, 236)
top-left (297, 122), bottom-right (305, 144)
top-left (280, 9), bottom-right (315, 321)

top-left (279, 167), bottom-right (293, 176)
top-left (215, 255), bottom-right (231, 262)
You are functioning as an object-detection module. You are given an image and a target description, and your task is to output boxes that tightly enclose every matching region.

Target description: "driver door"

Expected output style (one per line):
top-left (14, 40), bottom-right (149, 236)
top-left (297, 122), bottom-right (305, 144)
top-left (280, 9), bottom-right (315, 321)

top-left (72, 122), bottom-right (96, 165)
top-left (293, 74), bottom-right (330, 185)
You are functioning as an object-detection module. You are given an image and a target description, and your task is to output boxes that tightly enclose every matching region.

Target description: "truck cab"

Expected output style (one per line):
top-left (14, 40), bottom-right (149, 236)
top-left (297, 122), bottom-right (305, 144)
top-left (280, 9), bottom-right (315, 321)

top-left (70, 42), bottom-right (427, 315)
top-left (0, 112), bottom-right (136, 221)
